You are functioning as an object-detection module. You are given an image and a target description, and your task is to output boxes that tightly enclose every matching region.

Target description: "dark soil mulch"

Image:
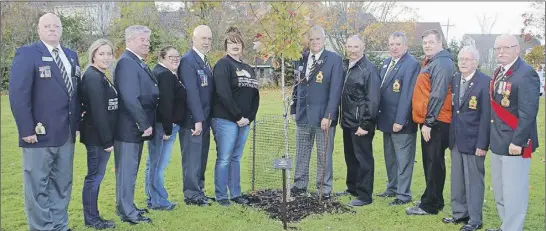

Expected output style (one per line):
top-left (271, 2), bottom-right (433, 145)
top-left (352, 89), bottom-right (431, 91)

top-left (245, 189), bottom-right (355, 223)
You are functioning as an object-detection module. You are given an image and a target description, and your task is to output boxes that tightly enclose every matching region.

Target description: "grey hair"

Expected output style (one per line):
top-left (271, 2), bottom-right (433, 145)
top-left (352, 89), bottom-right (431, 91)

top-left (390, 31), bottom-right (407, 44)
top-left (346, 34), bottom-right (365, 50)
top-left (125, 25), bottom-right (151, 43)
top-left (458, 46), bottom-right (480, 63)
top-left (308, 26), bottom-right (326, 38)
top-left (83, 38), bottom-right (114, 78)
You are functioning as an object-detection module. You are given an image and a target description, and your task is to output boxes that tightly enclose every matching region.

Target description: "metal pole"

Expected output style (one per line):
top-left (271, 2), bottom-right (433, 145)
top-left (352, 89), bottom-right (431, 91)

top-left (252, 121), bottom-right (257, 192)
top-left (282, 168), bottom-right (288, 230)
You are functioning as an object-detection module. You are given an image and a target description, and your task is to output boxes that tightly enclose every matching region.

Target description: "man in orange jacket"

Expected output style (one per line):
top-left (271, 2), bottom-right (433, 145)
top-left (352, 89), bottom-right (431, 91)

top-left (406, 29), bottom-right (455, 215)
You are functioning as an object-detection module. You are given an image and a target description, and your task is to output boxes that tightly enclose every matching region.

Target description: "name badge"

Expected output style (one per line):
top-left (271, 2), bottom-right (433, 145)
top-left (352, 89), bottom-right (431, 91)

top-left (108, 98), bottom-right (118, 111)
top-left (42, 57), bottom-right (54, 62)
top-left (39, 66), bottom-right (52, 78)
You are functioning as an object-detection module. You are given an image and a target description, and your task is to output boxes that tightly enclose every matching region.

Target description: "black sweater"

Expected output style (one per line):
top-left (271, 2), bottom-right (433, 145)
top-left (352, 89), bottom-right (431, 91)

top-left (212, 55), bottom-right (260, 122)
top-left (79, 66), bottom-right (119, 149)
top-left (153, 64), bottom-right (187, 135)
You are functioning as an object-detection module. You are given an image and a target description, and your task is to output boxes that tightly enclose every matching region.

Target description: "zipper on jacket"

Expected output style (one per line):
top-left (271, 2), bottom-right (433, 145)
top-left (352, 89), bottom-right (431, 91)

top-left (356, 106), bottom-right (359, 120)
top-left (341, 67), bottom-right (352, 123)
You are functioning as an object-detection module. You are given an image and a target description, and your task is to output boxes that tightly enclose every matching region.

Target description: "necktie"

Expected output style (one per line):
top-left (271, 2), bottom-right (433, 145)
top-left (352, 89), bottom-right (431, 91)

top-left (52, 48), bottom-right (73, 96)
top-left (459, 77), bottom-right (470, 104)
top-left (204, 56), bottom-right (212, 72)
top-left (307, 54), bottom-right (316, 81)
top-left (381, 59), bottom-right (396, 87)
top-left (494, 66), bottom-right (506, 94)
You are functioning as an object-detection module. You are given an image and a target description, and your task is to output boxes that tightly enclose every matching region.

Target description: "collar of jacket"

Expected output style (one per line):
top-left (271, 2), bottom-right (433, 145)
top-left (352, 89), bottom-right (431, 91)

top-left (344, 54), bottom-right (367, 69)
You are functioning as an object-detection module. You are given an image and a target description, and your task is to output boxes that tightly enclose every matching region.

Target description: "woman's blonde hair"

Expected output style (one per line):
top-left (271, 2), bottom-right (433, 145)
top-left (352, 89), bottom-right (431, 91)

top-left (84, 38), bottom-right (114, 77)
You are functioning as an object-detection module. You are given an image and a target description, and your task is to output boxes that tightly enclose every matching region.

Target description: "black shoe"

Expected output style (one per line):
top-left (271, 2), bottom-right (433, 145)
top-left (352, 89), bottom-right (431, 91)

top-left (121, 214), bottom-right (152, 224)
top-left (86, 220), bottom-right (116, 229)
top-left (184, 198), bottom-right (209, 206)
top-left (135, 207), bottom-right (149, 214)
top-left (485, 229), bottom-right (501, 231)
top-left (99, 217), bottom-right (115, 226)
top-left (389, 198), bottom-right (411, 206)
top-left (376, 191), bottom-right (396, 197)
top-left (348, 199), bottom-right (372, 206)
top-left (335, 189), bottom-right (357, 197)
top-left (442, 217), bottom-right (470, 224)
top-left (231, 196), bottom-right (249, 205)
top-left (291, 187), bottom-right (307, 196)
top-left (218, 199), bottom-right (231, 206)
top-left (461, 224), bottom-right (483, 231)
top-left (405, 205), bottom-right (431, 215)
top-left (150, 203), bottom-right (176, 211)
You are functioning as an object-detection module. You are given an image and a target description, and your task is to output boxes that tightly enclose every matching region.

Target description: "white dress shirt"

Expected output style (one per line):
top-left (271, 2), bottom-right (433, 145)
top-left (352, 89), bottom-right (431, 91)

top-left (306, 49), bottom-right (324, 79)
top-left (43, 41), bottom-right (72, 85)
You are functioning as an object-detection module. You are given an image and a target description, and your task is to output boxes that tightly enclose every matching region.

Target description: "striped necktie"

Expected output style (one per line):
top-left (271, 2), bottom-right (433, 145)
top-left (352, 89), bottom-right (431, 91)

top-left (381, 59), bottom-right (396, 87)
top-left (52, 48), bottom-right (73, 96)
top-left (204, 56), bottom-right (212, 72)
top-left (493, 66), bottom-right (506, 94)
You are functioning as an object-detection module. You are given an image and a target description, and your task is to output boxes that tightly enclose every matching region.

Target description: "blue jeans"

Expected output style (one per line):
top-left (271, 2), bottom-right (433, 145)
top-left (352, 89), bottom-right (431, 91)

top-left (211, 118), bottom-right (251, 201)
top-left (145, 123), bottom-right (179, 208)
top-left (82, 145), bottom-right (111, 225)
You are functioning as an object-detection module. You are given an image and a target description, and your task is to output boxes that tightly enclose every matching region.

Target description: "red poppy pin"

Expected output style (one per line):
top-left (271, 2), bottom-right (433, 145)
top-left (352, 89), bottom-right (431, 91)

top-left (256, 33), bottom-right (263, 39)
top-left (506, 69), bottom-right (514, 77)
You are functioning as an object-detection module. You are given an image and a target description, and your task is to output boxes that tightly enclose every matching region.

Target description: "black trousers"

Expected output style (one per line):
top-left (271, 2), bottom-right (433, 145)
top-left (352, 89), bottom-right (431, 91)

top-left (343, 128), bottom-right (374, 202)
top-left (418, 122), bottom-right (450, 214)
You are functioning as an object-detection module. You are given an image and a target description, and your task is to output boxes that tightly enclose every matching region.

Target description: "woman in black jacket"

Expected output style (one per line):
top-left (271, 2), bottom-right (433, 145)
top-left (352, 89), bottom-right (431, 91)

top-left (211, 26), bottom-right (260, 206)
top-left (79, 38), bottom-right (117, 229)
top-left (144, 45), bottom-right (186, 210)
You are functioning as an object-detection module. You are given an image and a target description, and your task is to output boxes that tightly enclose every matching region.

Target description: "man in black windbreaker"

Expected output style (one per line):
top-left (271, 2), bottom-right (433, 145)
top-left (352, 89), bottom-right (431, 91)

top-left (339, 35), bottom-right (380, 206)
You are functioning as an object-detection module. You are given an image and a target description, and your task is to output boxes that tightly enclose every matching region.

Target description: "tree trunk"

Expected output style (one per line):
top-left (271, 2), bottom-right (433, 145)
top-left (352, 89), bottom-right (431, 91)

top-left (281, 56), bottom-right (292, 198)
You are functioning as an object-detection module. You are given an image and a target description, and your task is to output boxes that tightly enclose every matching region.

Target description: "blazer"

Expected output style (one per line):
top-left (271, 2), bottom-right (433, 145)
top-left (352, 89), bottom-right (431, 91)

top-left (179, 49), bottom-right (214, 129)
top-left (9, 40), bottom-right (81, 147)
top-left (154, 64), bottom-right (187, 135)
top-left (449, 70), bottom-right (491, 154)
top-left (377, 52), bottom-right (420, 134)
top-left (113, 50), bottom-right (159, 143)
top-left (490, 57), bottom-right (540, 155)
top-left (79, 66), bottom-right (119, 149)
top-left (290, 49), bottom-right (344, 127)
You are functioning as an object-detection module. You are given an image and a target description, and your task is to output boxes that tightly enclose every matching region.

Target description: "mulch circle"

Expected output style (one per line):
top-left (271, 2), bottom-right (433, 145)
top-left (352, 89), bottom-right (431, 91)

top-left (245, 189), bottom-right (355, 223)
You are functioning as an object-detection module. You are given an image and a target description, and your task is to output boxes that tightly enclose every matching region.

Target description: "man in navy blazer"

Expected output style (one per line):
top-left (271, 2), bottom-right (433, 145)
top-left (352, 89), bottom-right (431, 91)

top-left (376, 32), bottom-right (421, 206)
top-left (290, 26), bottom-right (344, 198)
top-left (443, 47), bottom-right (490, 231)
top-left (486, 34), bottom-right (540, 231)
top-left (9, 13), bottom-right (81, 231)
top-left (113, 25), bottom-right (158, 224)
top-left (178, 25), bottom-right (214, 206)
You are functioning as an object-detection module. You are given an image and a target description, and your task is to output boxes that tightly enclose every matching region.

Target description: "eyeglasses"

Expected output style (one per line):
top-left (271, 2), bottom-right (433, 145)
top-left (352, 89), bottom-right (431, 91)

top-left (168, 56), bottom-right (180, 60)
top-left (458, 58), bottom-right (475, 62)
top-left (493, 45), bottom-right (518, 52)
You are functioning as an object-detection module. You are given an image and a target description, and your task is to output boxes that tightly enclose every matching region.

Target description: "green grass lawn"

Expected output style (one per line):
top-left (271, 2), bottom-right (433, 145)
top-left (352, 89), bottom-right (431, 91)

top-left (1, 89), bottom-right (544, 231)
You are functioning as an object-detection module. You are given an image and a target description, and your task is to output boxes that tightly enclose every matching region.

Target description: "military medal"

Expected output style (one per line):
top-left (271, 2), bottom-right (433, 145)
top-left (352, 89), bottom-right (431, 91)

top-left (35, 122), bottom-right (46, 135)
top-left (316, 71), bottom-right (323, 83)
top-left (469, 96), bottom-right (478, 109)
top-left (501, 82), bottom-right (512, 107)
top-left (39, 66), bottom-right (45, 78)
top-left (393, 79), bottom-right (400, 92)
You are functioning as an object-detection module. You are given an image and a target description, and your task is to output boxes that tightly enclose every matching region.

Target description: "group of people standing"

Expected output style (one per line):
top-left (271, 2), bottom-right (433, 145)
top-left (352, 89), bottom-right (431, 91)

top-left (8, 12), bottom-right (539, 231)
top-left (9, 13), bottom-right (259, 230)
top-left (289, 26), bottom-right (539, 231)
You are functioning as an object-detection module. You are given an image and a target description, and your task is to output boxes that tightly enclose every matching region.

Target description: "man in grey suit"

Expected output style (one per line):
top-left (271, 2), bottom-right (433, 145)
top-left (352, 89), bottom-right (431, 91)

top-left (113, 25), bottom-right (158, 224)
top-left (290, 26), bottom-right (344, 198)
top-left (9, 13), bottom-right (81, 231)
top-left (443, 46), bottom-right (491, 231)
top-left (376, 32), bottom-right (420, 206)
top-left (486, 34), bottom-right (539, 231)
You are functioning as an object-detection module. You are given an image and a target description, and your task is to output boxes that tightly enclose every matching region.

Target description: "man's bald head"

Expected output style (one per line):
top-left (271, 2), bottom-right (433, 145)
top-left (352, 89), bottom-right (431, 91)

top-left (37, 13), bottom-right (62, 46)
top-left (494, 34), bottom-right (520, 66)
top-left (193, 25), bottom-right (213, 55)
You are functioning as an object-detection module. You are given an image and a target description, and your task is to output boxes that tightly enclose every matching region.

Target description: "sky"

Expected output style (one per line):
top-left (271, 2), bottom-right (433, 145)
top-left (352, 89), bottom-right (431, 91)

top-left (155, 1), bottom-right (541, 44)
top-left (405, 1), bottom-right (538, 43)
